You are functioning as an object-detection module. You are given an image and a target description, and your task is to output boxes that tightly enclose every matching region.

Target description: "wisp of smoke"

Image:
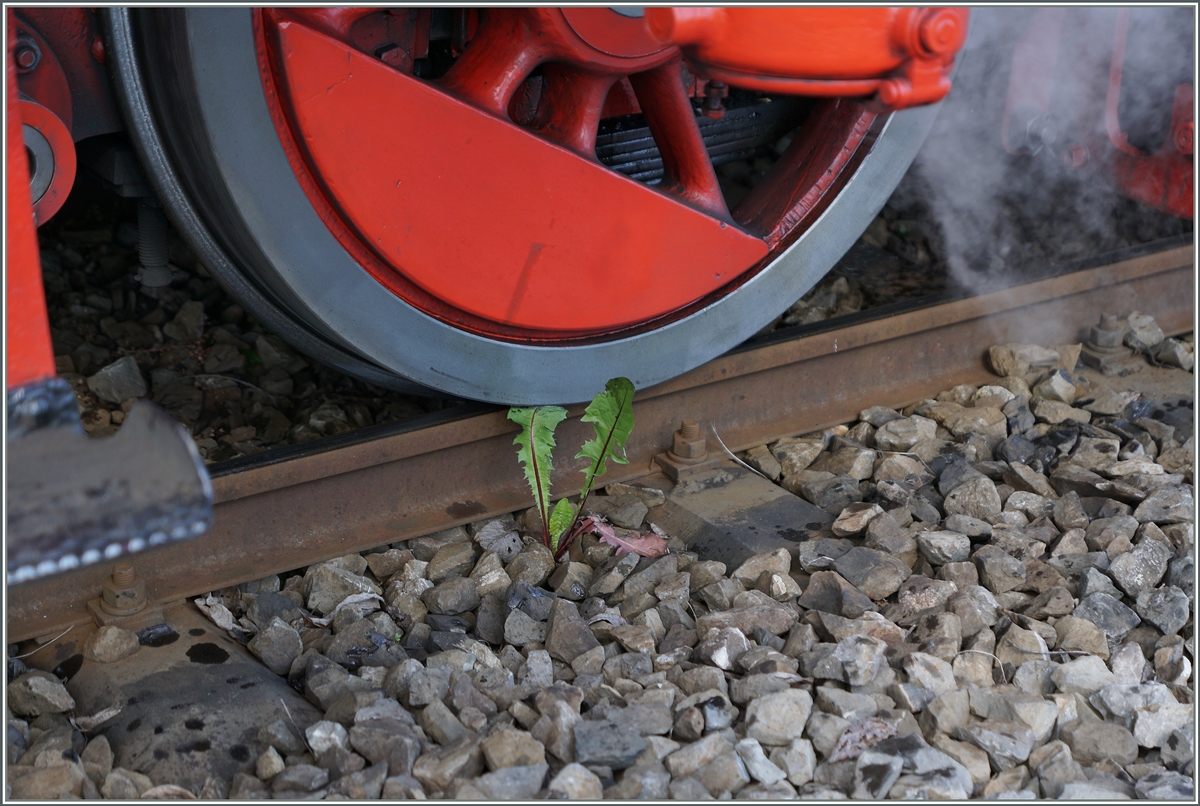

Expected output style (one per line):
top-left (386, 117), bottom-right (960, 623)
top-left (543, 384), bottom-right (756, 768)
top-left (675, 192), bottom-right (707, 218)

top-left (909, 7), bottom-right (1194, 295)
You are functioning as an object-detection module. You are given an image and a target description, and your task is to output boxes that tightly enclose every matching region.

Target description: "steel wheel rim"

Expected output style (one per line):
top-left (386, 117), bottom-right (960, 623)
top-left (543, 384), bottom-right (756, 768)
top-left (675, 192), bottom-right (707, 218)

top-left (115, 7), bottom-right (944, 404)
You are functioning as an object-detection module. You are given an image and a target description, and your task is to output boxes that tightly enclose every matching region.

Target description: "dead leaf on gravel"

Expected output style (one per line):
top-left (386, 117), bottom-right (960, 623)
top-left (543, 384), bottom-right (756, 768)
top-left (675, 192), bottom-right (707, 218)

top-left (474, 519), bottom-right (520, 548)
top-left (306, 592), bottom-right (384, 627)
top-left (586, 516), bottom-right (669, 557)
top-left (74, 704), bottom-right (122, 732)
top-left (193, 594), bottom-right (254, 640)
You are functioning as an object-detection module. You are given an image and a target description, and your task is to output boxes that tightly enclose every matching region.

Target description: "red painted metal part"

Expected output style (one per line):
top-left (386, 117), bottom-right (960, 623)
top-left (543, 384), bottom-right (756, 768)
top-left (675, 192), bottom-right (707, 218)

top-left (21, 98), bottom-right (76, 224)
top-left (13, 9), bottom-right (123, 143)
top-left (560, 7), bottom-right (672, 59)
top-left (11, 16), bottom-right (71, 130)
top-left (1109, 83), bottom-right (1194, 219)
top-left (644, 7), bottom-right (968, 109)
top-left (734, 101), bottom-right (879, 250)
top-left (7, 15), bottom-right (56, 389)
top-left (261, 16), bottom-right (766, 334)
top-left (628, 54), bottom-right (729, 219)
top-left (1105, 10), bottom-right (1193, 219)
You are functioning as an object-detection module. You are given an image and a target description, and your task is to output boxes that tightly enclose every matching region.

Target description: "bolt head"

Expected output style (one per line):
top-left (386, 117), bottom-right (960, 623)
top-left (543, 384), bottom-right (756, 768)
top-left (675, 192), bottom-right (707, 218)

top-left (672, 432), bottom-right (707, 459)
top-left (15, 46), bottom-right (37, 70)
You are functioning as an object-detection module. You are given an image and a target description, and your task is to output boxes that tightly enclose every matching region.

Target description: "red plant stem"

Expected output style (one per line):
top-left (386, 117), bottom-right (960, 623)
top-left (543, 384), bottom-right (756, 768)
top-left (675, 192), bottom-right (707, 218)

top-left (528, 408), bottom-right (551, 548)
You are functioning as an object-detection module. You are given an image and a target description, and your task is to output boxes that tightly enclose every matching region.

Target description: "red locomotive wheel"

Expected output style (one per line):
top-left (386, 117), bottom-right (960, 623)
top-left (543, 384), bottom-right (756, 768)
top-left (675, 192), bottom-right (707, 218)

top-left (107, 8), bottom-right (945, 403)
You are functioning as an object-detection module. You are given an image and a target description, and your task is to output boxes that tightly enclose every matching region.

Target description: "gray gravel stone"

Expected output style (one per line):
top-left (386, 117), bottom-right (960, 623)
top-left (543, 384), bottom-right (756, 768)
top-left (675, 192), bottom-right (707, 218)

top-left (86, 355), bottom-right (147, 403)
top-left (548, 763), bottom-right (603, 798)
top-left (272, 763), bottom-right (329, 793)
top-left (473, 762), bottom-right (548, 799)
top-left (7, 671), bottom-right (75, 717)
top-left (974, 545), bottom-right (1027, 593)
top-left (248, 616), bottom-right (303, 675)
top-left (835, 547), bottom-right (911, 600)
top-left (1134, 585), bottom-right (1190, 635)
top-left (745, 689), bottom-right (813, 746)
top-left (573, 720), bottom-right (647, 770)
top-left (1108, 535), bottom-right (1171, 596)
top-left (834, 635), bottom-right (888, 687)
top-left (800, 474), bottom-right (865, 514)
top-left (1059, 719), bottom-right (1138, 766)
top-left (954, 720), bottom-right (1035, 771)
top-left (1134, 770), bottom-right (1194, 800)
top-left (918, 531), bottom-right (972, 565)
top-left (1073, 592), bottom-right (1142, 642)
top-left (944, 475), bottom-right (1003, 521)
top-left (503, 608), bottom-right (546, 646)
top-left (1050, 655), bottom-right (1115, 696)
top-left (1133, 484), bottom-right (1194, 524)
top-left (697, 627), bottom-right (750, 670)
top-left (1132, 701), bottom-right (1193, 748)
top-left (82, 625), bottom-right (140, 663)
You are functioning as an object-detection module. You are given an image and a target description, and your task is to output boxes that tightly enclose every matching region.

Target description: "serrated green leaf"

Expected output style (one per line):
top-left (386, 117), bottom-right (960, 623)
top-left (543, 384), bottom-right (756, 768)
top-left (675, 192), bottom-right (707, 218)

top-left (548, 498), bottom-right (575, 553)
top-left (575, 377), bottom-right (635, 501)
top-left (507, 405), bottom-right (567, 541)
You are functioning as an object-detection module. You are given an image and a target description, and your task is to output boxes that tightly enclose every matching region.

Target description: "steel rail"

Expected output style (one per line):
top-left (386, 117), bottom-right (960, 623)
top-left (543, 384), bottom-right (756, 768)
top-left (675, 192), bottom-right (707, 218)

top-left (8, 242), bottom-right (1193, 642)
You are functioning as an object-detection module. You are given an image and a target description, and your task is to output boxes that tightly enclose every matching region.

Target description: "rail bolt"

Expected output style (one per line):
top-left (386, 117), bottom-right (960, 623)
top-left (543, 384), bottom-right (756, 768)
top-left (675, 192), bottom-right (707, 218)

top-left (101, 562), bottom-right (147, 616)
top-left (1088, 313), bottom-right (1126, 349)
top-left (668, 419), bottom-right (708, 463)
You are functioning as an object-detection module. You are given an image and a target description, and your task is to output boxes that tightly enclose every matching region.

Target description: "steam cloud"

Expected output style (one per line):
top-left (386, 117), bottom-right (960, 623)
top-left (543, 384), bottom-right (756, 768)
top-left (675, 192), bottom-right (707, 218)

top-left (901, 7), bottom-right (1194, 294)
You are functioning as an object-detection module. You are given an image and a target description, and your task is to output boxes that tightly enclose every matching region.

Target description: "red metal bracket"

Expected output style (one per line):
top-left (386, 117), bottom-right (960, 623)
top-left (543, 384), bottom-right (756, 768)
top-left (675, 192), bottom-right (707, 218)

top-left (7, 13), bottom-right (56, 389)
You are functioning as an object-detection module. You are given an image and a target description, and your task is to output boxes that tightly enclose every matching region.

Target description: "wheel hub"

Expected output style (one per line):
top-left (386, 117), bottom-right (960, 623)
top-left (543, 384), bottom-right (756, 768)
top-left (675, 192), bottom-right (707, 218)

top-left (559, 7), bottom-right (669, 59)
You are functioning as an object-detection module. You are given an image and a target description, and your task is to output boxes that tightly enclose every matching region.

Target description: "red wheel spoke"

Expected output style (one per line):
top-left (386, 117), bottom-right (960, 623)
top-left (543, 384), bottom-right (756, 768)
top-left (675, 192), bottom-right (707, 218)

top-left (437, 9), bottom-right (545, 117)
top-left (629, 56), bottom-right (730, 220)
top-left (529, 64), bottom-right (617, 157)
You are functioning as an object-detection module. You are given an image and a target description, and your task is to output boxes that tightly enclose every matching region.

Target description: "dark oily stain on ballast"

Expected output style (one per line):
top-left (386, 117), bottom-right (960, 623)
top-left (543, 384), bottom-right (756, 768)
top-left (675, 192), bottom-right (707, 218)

top-left (185, 718), bottom-right (205, 730)
top-left (188, 628), bottom-right (206, 637)
top-left (446, 500), bottom-right (487, 519)
top-left (186, 643), bottom-right (229, 664)
top-left (53, 654), bottom-right (83, 683)
top-left (138, 624), bottom-right (180, 647)
top-left (229, 745), bottom-right (250, 762)
top-left (176, 739), bottom-right (211, 753)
